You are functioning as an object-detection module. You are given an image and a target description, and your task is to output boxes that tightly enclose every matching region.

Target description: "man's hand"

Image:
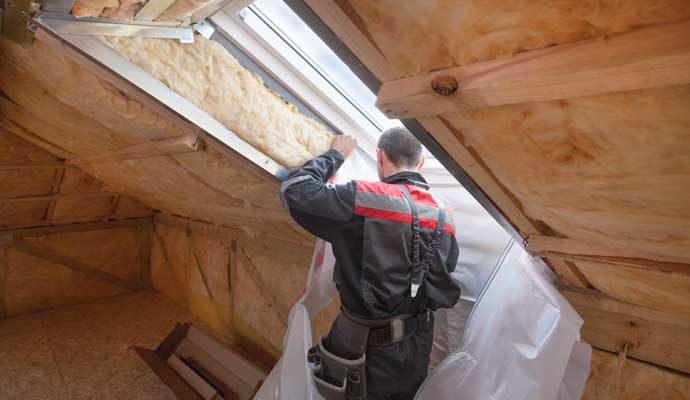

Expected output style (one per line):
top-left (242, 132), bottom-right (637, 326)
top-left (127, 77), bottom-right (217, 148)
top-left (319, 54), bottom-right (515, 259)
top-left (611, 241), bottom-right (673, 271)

top-left (330, 135), bottom-right (358, 159)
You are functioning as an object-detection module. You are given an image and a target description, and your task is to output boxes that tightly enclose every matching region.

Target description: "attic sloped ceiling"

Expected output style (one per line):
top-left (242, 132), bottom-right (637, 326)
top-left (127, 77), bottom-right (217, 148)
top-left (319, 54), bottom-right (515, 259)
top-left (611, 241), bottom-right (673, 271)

top-left (0, 128), bottom-right (152, 229)
top-left (0, 34), bottom-right (321, 244)
top-left (298, 0), bottom-right (690, 375)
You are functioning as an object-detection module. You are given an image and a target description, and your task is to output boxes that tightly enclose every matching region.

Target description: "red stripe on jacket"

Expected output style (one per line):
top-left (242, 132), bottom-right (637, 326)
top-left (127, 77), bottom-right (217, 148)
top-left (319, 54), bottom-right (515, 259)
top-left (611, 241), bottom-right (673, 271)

top-left (354, 205), bottom-right (456, 235)
top-left (356, 181), bottom-right (440, 207)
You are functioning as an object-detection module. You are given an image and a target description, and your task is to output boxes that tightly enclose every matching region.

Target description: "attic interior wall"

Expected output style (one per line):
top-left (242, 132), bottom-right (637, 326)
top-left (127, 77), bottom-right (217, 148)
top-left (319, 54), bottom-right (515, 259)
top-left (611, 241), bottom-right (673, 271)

top-left (150, 214), bottom-right (338, 368)
top-left (0, 28), bottom-right (338, 370)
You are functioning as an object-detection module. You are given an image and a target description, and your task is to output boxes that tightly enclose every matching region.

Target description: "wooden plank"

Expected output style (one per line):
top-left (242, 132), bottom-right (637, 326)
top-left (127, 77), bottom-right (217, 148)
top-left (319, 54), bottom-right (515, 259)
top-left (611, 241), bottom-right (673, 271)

top-left (302, 0), bottom-right (395, 81)
top-left (0, 192), bottom-right (118, 202)
top-left (138, 223), bottom-right (153, 287)
top-left (11, 240), bottom-right (143, 292)
top-left (0, 217), bottom-right (152, 239)
top-left (43, 167), bottom-right (65, 224)
top-left (154, 213), bottom-right (315, 250)
top-left (377, 20), bottom-right (690, 118)
top-left (417, 116), bottom-right (589, 287)
top-left (237, 248), bottom-right (289, 324)
top-left (561, 286), bottom-right (690, 374)
top-left (134, 0), bottom-right (178, 21)
top-left (66, 133), bottom-right (201, 165)
top-left (32, 27), bottom-right (277, 186)
top-left (0, 249), bottom-right (7, 319)
top-left (529, 235), bottom-right (690, 265)
top-left (544, 252), bottom-right (690, 277)
top-left (0, 162), bottom-right (70, 169)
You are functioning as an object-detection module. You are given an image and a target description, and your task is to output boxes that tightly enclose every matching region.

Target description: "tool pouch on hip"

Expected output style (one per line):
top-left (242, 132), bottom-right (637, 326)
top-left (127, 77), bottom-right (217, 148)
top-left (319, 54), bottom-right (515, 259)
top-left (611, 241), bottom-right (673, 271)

top-left (309, 313), bottom-right (368, 400)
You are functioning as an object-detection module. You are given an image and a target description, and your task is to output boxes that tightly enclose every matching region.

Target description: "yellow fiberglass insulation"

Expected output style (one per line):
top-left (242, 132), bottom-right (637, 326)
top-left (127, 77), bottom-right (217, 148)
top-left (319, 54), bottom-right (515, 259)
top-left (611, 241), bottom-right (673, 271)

top-left (103, 35), bottom-right (334, 169)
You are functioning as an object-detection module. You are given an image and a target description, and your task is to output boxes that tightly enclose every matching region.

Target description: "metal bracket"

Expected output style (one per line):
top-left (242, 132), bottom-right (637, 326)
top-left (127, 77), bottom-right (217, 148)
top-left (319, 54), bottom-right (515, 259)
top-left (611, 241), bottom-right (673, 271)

top-left (37, 11), bottom-right (195, 43)
top-left (194, 19), bottom-right (215, 39)
top-left (41, 0), bottom-right (75, 13)
top-left (2, 0), bottom-right (38, 46)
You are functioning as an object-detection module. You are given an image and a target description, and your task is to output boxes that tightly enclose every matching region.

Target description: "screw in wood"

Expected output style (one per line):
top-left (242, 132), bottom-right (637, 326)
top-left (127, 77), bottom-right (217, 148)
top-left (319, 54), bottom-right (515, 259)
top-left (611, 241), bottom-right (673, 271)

top-left (431, 76), bottom-right (459, 96)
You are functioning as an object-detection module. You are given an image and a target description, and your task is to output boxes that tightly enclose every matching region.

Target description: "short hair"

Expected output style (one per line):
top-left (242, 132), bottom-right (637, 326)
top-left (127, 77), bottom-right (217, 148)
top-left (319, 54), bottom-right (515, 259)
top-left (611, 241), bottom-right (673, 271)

top-left (377, 127), bottom-right (423, 168)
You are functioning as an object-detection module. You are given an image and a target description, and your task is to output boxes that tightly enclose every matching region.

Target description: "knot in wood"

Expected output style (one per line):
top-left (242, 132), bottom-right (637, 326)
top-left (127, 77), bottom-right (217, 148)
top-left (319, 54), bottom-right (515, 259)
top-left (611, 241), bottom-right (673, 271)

top-left (431, 76), bottom-right (459, 96)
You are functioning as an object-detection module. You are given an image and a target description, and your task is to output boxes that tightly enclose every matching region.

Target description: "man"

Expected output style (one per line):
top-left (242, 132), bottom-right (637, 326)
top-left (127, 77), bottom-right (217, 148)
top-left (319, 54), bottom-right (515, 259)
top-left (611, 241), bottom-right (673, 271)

top-left (280, 127), bottom-right (461, 399)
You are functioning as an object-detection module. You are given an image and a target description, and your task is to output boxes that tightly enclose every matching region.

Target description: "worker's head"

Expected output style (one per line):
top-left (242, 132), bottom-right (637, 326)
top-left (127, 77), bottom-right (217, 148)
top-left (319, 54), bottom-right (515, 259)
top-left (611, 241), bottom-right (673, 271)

top-left (376, 127), bottom-right (425, 180)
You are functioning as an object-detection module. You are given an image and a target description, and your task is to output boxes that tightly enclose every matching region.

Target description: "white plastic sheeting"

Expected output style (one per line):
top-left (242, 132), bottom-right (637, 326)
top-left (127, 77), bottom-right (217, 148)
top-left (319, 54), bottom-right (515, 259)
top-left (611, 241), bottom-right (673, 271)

top-left (416, 242), bottom-right (591, 400)
top-left (255, 152), bottom-right (591, 400)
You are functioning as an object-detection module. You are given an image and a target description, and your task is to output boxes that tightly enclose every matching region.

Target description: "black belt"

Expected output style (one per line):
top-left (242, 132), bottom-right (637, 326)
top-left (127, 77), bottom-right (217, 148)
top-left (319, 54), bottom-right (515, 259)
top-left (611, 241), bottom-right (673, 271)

top-left (342, 309), bottom-right (431, 347)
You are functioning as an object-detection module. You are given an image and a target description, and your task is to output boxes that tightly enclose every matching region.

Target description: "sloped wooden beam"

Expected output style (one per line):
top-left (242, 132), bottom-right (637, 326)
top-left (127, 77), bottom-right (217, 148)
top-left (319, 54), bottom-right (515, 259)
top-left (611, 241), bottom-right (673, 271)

top-left (43, 167), bottom-right (65, 224)
top-left (0, 217), bottom-right (152, 241)
top-left (298, 0), bottom-right (589, 288)
top-left (377, 20), bottom-right (690, 118)
top-left (11, 240), bottom-right (143, 292)
top-left (0, 250), bottom-right (7, 319)
top-left (301, 0), bottom-right (395, 81)
top-left (528, 235), bottom-right (690, 266)
top-left (66, 133), bottom-right (201, 165)
top-left (32, 27), bottom-right (278, 185)
top-left (418, 117), bottom-right (590, 288)
top-left (0, 192), bottom-right (118, 202)
top-left (0, 162), bottom-right (69, 169)
top-left (561, 286), bottom-right (690, 374)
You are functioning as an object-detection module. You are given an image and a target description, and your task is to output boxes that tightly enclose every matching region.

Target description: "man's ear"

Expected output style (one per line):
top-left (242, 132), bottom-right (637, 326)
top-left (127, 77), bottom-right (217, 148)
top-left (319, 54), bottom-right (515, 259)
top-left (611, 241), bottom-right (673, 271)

top-left (377, 148), bottom-right (384, 167)
top-left (417, 154), bottom-right (425, 170)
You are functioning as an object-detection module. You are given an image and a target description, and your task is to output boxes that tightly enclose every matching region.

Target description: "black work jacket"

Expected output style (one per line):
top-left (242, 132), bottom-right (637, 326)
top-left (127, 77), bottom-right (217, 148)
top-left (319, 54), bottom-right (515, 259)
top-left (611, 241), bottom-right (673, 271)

top-left (280, 149), bottom-right (461, 319)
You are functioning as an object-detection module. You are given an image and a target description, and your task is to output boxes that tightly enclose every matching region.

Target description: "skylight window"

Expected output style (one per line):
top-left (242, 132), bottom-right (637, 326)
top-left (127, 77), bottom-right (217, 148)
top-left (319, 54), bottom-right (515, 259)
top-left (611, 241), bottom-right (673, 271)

top-left (239, 0), bottom-right (402, 140)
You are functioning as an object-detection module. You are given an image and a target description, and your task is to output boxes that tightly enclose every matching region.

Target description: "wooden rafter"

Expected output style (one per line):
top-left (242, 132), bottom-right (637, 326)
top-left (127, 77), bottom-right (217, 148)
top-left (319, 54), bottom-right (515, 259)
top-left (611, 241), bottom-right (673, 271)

top-left (32, 27), bottom-right (277, 185)
top-left (65, 133), bottom-right (202, 165)
top-left (43, 167), bottom-right (66, 224)
top-left (528, 235), bottom-right (690, 266)
top-left (10, 240), bottom-right (143, 292)
top-left (0, 192), bottom-right (119, 203)
top-left (0, 250), bottom-right (7, 319)
top-left (561, 286), bottom-right (690, 374)
top-left (0, 217), bottom-right (152, 241)
top-left (237, 248), bottom-right (289, 325)
top-left (377, 20), bottom-right (690, 118)
top-left (0, 162), bottom-right (70, 169)
top-left (300, 0), bottom-right (591, 288)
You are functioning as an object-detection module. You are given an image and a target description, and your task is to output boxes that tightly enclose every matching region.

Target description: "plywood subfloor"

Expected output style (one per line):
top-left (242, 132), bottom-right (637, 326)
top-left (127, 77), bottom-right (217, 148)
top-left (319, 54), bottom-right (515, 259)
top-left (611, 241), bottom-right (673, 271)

top-left (0, 290), bottom-right (196, 400)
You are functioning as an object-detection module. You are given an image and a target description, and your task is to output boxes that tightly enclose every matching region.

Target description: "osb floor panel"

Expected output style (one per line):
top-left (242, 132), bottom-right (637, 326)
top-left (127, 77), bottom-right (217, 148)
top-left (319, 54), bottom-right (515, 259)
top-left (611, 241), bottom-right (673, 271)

top-left (0, 290), bottom-right (197, 400)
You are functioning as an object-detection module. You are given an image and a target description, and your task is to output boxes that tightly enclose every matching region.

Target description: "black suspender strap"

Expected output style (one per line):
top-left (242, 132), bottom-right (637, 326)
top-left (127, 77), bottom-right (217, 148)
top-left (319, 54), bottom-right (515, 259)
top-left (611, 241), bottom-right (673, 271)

top-left (399, 186), bottom-right (446, 298)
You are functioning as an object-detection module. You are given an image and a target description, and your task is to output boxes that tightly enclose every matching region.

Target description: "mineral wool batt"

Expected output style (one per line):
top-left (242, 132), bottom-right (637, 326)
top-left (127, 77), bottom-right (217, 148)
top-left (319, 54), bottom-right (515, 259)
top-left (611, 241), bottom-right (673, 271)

top-left (103, 35), bottom-right (334, 169)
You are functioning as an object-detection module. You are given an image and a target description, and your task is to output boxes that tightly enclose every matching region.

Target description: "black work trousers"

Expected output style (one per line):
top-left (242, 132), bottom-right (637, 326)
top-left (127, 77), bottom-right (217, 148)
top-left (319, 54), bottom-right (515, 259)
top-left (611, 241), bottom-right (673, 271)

top-left (326, 312), bottom-right (434, 400)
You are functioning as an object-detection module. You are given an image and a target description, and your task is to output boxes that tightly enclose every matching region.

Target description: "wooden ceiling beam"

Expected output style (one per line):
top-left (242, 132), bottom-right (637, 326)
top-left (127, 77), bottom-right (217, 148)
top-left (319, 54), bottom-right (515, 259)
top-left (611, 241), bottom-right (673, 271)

top-left (10, 239), bottom-right (143, 292)
top-left (542, 252), bottom-right (690, 277)
top-left (0, 217), bottom-right (152, 242)
top-left (528, 235), bottom-right (690, 265)
top-left (377, 20), bottom-right (690, 118)
top-left (43, 167), bottom-right (66, 224)
top-left (417, 117), bottom-right (590, 288)
top-left (66, 133), bottom-right (201, 165)
top-left (560, 286), bottom-right (690, 374)
top-left (298, 0), bottom-right (592, 288)
top-left (32, 27), bottom-right (277, 186)
top-left (0, 192), bottom-right (118, 203)
top-left (0, 162), bottom-right (70, 169)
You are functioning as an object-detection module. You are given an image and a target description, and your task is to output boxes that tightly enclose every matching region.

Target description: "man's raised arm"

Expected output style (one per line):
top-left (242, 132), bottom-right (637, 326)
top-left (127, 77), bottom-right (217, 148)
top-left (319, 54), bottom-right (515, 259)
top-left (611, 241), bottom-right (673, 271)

top-left (279, 135), bottom-right (358, 241)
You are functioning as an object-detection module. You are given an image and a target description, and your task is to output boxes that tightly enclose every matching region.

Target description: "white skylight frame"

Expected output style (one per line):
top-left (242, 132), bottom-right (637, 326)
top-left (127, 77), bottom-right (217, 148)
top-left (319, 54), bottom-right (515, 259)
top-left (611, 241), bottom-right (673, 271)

top-left (211, 0), bottom-right (450, 178)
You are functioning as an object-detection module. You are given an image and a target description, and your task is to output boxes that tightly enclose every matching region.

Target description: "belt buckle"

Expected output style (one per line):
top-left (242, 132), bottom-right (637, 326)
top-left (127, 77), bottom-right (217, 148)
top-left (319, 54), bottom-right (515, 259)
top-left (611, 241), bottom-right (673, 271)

top-left (390, 319), bottom-right (404, 343)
